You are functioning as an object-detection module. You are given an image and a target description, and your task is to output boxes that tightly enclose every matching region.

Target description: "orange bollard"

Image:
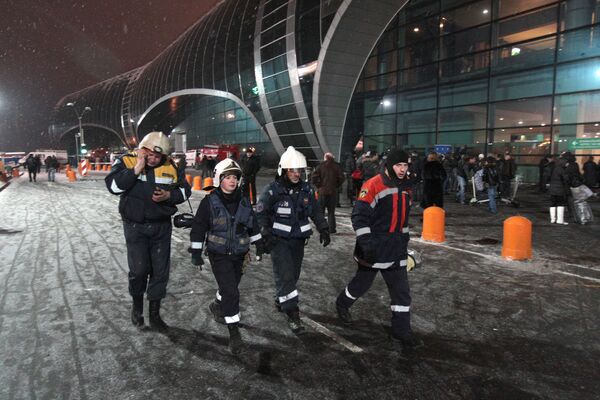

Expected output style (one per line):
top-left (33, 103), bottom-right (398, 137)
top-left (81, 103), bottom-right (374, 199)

top-left (67, 170), bottom-right (77, 182)
top-left (192, 176), bottom-right (202, 190)
top-left (203, 177), bottom-right (214, 189)
top-left (421, 206), bottom-right (445, 243)
top-left (186, 174), bottom-right (193, 186)
top-left (501, 216), bottom-right (532, 260)
top-left (103, 164), bottom-right (108, 171)
top-left (12, 167), bottom-right (20, 178)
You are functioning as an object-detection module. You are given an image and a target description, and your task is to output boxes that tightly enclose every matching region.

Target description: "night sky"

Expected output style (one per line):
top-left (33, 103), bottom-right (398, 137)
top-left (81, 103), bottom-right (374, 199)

top-left (0, 0), bottom-right (221, 152)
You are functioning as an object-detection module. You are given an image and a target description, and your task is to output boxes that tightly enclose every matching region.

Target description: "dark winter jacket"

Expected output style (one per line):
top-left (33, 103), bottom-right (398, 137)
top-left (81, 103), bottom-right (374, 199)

top-left (360, 159), bottom-right (379, 181)
top-left (421, 160), bottom-right (446, 208)
top-left (25, 156), bottom-right (38, 172)
top-left (343, 153), bottom-right (356, 174)
top-left (583, 160), bottom-right (597, 187)
top-left (241, 155), bottom-right (261, 178)
top-left (312, 159), bottom-right (344, 196)
top-left (352, 172), bottom-right (411, 269)
top-left (549, 158), bottom-right (568, 196)
top-left (482, 165), bottom-right (500, 187)
top-left (500, 157), bottom-right (517, 179)
top-left (105, 153), bottom-right (191, 223)
top-left (189, 188), bottom-right (261, 256)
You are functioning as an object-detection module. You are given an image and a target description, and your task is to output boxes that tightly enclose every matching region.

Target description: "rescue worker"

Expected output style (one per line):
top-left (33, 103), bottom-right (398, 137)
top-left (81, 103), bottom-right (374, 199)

top-left (188, 159), bottom-right (264, 354)
top-left (256, 146), bottom-right (330, 334)
top-left (240, 147), bottom-right (260, 205)
top-left (105, 131), bottom-right (191, 332)
top-left (335, 148), bottom-right (424, 351)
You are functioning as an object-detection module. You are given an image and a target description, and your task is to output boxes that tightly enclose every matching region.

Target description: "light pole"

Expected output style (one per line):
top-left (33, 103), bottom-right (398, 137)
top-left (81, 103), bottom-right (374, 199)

top-left (74, 133), bottom-right (80, 165)
top-left (66, 102), bottom-right (92, 159)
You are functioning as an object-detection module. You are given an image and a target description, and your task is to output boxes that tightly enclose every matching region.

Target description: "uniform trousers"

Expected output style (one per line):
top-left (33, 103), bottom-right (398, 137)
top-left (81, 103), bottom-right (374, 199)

top-left (271, 237), bottom-right (305, 312)
top-left (337, 263), bottom-right (412, 336)
top-left (208, 252), bottom-right (244, 324)
top-left (123, 220), bottom-right (172, 300)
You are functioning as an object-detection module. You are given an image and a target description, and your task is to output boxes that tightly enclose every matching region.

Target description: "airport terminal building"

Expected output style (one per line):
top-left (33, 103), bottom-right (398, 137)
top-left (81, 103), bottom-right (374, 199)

top-left (51, 0), bottom-right (600, 179)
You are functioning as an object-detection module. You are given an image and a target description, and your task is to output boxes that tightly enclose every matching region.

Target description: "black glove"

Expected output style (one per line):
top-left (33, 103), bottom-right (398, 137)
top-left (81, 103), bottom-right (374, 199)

top-left (319, 230), bottom-right (331, 247)
top-left (191, 253), bottom-right (204, 269)
top-left (263, 235), bottom-right (276, 254)
top-left (254, 239), bottom-right (266, 260)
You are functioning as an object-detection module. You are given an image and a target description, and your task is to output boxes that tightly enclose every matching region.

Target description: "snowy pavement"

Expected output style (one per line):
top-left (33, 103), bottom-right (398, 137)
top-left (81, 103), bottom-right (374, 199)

top-left (0, 171), bottom-right (599, 399)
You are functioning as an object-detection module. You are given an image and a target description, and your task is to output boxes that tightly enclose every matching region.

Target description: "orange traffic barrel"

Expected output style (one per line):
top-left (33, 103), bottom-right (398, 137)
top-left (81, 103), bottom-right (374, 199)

top-left (501, 216), bottom-right (532, 260)
top-left (186, 174), bottom-right (193, 186)
top-left (103, 164), bottom-right (108, 171)
top-left (67, 170), bottom-right (77, 182)
top-left (421, 206), bottom-right (445, 243)
top-left (12, 167), bottom-right (20, 177)
top-left (192, 176), bottom-right (202, 190)
top-left (203, 177), bottom-right (214, 189)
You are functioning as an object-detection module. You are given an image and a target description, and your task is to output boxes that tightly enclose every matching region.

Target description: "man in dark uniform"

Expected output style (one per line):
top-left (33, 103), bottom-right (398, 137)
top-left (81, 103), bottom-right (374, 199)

top-left (335, 148), bottom-right (424, 351)
top-left (240, 147), bottom-right (260, 205)
top-left (256, 146), bottom-right (330, 334)
top-left (105, 131), bottom-right (191, 332)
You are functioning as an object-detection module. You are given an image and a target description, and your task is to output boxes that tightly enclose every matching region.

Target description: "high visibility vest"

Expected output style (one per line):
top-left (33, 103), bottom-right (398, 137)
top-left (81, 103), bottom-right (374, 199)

top-left (206, 193), bottom-right (253, 255)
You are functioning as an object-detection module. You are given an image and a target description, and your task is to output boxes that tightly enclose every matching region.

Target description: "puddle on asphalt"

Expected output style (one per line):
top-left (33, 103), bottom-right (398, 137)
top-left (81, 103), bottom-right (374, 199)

top-left (474, 238), bottom-right (499, 245)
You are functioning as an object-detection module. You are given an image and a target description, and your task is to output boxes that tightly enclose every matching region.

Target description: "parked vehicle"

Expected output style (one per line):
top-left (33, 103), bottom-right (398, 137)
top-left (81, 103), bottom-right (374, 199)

top-left (18, 149), bottom-right (68, 166)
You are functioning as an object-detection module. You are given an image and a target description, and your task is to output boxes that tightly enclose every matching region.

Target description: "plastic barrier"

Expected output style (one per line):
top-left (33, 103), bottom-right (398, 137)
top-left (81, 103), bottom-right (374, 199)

top-left (501, 216), bottom-right (532, 260)
top-left (186, 174), bottom-right (193, 186)
top-left (12, 167), bottom-right (20, 178)
top-left (192, 176), bottom-right (202, 190)
top-left (421, 206), bottom-right (445, 243)
top-left (203, 177), bottom-right (214, 189)
top-left (67, 170), bottom-right (77, 182)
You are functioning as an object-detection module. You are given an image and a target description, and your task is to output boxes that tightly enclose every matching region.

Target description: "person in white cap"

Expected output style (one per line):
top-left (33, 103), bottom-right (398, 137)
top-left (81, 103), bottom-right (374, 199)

top-left (105, 131), bottom-right (191, 332)
top-left (256, 146), bottom-right (330, 334)
top-left (188, 158), bottom-right (264, 354)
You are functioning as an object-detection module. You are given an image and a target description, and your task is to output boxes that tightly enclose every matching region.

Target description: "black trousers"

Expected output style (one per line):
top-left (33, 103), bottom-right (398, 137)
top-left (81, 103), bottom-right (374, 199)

top-left (28, 169), bottom-right (37, 182)
top-left (320, 193), bottom-right (337, 232)
top-left (123, 220), bottom-right (172, 301)
top-left (337, 263), bottom-right (412, 337)
top-left (209, 252), bottom-right (245, 324)
top-left (271, 238), bottom-right (305, 312)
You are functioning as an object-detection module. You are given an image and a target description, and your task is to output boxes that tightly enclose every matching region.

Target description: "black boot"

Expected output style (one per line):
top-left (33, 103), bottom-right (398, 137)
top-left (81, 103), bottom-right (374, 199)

top-left (286, 309), bottom-right (305, 335)
top-left (131, 295), bottom-right (144, 327)
top-left (228, 323), bottom-right (243, 355)
top-left (392, 331), bottom-right (424, 352)
top-left (336, 304), bottom-right (352, 325)
top-left (149, 300), bottom-right (168, 332)
top-left (209, 301), bottom-right (225, 325)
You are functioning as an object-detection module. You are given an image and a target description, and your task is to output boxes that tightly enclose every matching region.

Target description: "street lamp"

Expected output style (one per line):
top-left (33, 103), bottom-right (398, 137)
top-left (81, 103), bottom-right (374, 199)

top-left (74, 132), bottom-right (81, 165)
top-left (66, 102), bottom-right (92, 153)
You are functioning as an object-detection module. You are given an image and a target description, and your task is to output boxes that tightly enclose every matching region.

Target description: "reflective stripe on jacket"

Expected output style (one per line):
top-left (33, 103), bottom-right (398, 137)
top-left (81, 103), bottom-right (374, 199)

top-left (206, 193), bottom-right (253, 255)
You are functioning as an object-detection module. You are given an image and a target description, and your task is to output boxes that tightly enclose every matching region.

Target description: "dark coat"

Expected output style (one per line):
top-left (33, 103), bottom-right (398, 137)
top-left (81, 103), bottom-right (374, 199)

top-left (312, 159), bottom-right (344, 196)
top-left (421, 160), bottom-right (446, 208)
top-left (241, 155), bottom-right (260, 178)
top-left (583, 160), bottom-right (597, 187)
top-left (549, 158), bottom-right (568, 196)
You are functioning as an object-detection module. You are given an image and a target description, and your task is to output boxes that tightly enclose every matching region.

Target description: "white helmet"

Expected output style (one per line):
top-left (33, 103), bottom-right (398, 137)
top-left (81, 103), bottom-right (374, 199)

top-left (213, 158), bottom-right (242, 185)
top-left (277, 146), bottom-right (307, 176)
top-left (138, 131), bottom-right (171, 155)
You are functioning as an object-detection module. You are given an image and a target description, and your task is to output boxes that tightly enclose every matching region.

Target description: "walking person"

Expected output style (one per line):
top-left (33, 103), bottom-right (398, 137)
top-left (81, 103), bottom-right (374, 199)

top-left (46, 155), bottom-right (58, 182)
top-left (312, 152), bottom-right (344, 233)
top-left (421, 152), bottom-right (446, 209)
top-left (343, 152), bottom-right (356, 203)
top-left (482, 156), bottom-right (500, 214)
top-left (538, 155), bottom-right (550, 192)
top-left (240, 147), bottom-right (261, 205)
top-left (256, 146), bottom-right (330, 334)
top-left (499, 152), bottom-right (517, 198)
top-left (335, 148), bottom-right (423, 352)
top-left (583, 156), bottom-right (597, 188)
top-left (188, 159), bottom-right (265, 354)
top-left (548, 152), bottom-right (570, 225)
top-left (25, 154), bottom-right (39, 182)
top-left (105, 131), bottom-right (192, 331)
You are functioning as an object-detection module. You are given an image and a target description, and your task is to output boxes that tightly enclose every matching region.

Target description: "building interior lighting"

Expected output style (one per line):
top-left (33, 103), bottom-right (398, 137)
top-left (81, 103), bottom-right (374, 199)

top-left (541, 123), bottom-right (546, 126)
top-left (554, 118), bottom-right (559, 122)
top-left (518, 120), bottom-right (523, 124)
top-left (511, 47), bottom-right (521, 56)
top-left (595, 68), bottom-right (600, 78)
top-left (483, 9), bottom-right (489, 14)
top-left (413, 27), bottom-right (420, 32)
top-left (381, 99), bottom-right (392, 107)
top-left (499, 117), bottom-right (504, 120)
top-left (594, 123), bottom-right (599, 126)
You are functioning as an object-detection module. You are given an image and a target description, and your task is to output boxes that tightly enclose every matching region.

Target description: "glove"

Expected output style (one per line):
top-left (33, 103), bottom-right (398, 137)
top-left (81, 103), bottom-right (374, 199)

top-left (254, 239), bottom-right (266, 261)
top-left (191, 253), bottom-right (204, 270)
top-left (263, 235), bottom-right (276, 254)
top-left (319, 230), bottom-right (331, 247)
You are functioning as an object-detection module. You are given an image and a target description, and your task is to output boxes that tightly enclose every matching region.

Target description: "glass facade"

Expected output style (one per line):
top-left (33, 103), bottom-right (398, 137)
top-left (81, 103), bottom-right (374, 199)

top-left (347, 0), bottom-right (600, 180)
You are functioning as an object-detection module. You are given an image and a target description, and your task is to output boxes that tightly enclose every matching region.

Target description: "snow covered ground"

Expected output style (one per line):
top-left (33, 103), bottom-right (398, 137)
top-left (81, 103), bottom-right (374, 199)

top-left (0, 171), bottom-right (598, 399)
